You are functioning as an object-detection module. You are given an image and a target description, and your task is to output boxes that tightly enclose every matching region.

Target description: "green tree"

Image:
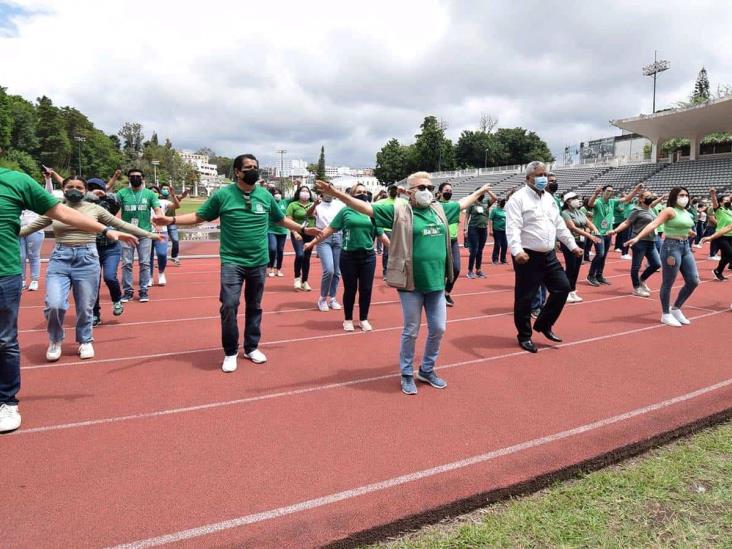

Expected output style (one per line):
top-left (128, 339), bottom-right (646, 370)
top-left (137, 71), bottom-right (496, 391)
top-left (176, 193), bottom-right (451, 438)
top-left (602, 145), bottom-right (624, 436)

top-left (35, 96), bottom-right (71, 169)
top-left (8, 94), bottom-right (38, 152)
top-left (413, 116), bottom-right (454, 172)
top-left (374, 138), bottom-right (411, 183)
top-left (494, 127), bottom-right (553, 165)
top-left (454, 130), bottom-right (506, 168)
top-left (0, 87), bottom-right (12, 150)
top-left (317, 146), bottom-right (326, 180)
top-left (692, 67), bottom-right (710, 104)
top-left (118, 122), bottom-right (144, 166)
top-left (3, 148), bottom-right (41, 179)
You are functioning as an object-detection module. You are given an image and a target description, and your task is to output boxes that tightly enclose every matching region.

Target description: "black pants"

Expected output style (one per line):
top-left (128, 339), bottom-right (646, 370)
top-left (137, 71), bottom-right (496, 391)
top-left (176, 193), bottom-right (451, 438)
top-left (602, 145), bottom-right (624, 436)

top-left (340, 250), bottom-right (376, 321)
top-left (445, 239), bottom-right (461, 293)
top-left (291, 234), bottom-right (314, 281)
top-left (716, 237), bottom-right (732, 273)
top-left (560, 241), bottom-right (583, 292)
top-left (219, 263), bottom-right (266, 355)
top-left (492, 229), bottom-right (508, 263)
top-left (512, 249), bottom-right (570, 342)
top-left (467, 226), bottom-right (488, 271)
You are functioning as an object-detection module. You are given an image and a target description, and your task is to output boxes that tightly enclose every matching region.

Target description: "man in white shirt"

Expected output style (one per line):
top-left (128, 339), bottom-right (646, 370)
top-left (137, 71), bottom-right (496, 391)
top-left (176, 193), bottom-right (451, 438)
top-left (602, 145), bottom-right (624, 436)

top-left (506, 161), bottom-right (584, 353)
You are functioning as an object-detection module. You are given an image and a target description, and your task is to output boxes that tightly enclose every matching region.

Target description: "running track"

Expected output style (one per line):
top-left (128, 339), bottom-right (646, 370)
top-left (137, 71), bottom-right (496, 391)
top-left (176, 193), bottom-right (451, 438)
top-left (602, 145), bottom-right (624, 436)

top-left (4, 243), bottom-right (731, 548)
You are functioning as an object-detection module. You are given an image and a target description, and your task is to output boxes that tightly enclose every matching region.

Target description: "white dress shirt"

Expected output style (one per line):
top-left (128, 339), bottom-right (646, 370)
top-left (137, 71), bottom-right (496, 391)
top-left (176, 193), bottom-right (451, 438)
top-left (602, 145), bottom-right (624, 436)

top-left (506, 185), bottom-right (578, 256)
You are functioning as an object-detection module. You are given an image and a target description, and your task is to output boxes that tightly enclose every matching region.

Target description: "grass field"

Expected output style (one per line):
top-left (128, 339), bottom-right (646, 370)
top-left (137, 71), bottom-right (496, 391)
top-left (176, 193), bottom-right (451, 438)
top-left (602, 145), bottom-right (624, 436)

top-left (175, 198), bottom-right (206, 215)
top-left (371, 420), bottom-right (732, 548)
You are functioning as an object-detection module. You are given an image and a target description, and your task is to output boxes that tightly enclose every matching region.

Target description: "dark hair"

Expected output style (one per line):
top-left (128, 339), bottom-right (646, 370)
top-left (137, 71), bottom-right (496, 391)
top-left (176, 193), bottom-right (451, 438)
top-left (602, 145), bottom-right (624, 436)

top-left (269, 187), bottom-right (281, 196)
top-left (388, 185), bottom-right (398, 198)
top-left (438, 182), bottom-right (452, 192)
top-left (233, 154), bottom-right (259, 171)
top-left (667, 186), bottom-right (689, 208)
top-left (295, 185), bottom-right (312, 201)
top-left (62, 176), bottom-right (87, 189)
top-left (602, 184), bottom-right (614, 191)
top-left (127, 168), bottom-right (144, 177)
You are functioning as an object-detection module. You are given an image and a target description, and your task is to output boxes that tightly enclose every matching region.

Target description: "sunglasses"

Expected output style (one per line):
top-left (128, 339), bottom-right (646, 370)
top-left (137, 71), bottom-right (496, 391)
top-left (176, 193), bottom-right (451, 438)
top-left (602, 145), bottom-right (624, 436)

top-left (412, 184), bottom-right (435, 192)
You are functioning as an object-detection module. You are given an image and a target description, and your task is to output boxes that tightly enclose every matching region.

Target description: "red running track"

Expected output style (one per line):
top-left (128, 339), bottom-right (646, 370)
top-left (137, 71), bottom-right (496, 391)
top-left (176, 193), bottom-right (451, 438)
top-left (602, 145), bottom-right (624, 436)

top-left (4, 243), bottom-right (732, 548)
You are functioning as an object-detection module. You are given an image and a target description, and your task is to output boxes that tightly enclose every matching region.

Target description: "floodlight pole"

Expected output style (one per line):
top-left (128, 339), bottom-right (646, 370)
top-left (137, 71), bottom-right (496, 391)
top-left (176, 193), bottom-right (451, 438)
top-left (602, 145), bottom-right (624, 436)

top-left (643, 50), bottom-right (670, 114)
top-left (74, 136), bottom-right (86, 177)
top-left (276, 149), bottom-right (287, 188)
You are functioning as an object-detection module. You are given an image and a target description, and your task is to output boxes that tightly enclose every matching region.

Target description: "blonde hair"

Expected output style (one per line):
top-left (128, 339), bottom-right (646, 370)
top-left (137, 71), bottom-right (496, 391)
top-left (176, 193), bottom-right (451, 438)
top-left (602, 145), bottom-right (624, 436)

top-left (406, 171), bottom-right (432, 187)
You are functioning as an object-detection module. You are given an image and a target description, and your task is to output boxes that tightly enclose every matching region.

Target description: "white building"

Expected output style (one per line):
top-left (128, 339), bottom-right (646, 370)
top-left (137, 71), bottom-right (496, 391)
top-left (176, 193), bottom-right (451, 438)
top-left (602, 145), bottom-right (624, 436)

top-left (329, 175), bottom-right (381, 195)
top-left (271, 158), bottom-right (310, 178)
top-left (179, 151), bottom-right (219, 180)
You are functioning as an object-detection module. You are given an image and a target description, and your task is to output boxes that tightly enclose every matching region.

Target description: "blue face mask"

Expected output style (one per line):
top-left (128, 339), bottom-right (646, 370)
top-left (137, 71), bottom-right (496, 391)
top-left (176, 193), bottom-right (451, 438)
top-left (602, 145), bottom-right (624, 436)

top-left (533, 176), bottom-right (548, 191)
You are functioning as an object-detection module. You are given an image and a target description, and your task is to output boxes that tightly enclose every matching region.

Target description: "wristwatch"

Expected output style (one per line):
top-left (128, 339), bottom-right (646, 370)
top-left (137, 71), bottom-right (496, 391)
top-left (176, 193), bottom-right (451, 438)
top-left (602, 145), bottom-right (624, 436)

top-left (100, 227), bottom-right (110, 238)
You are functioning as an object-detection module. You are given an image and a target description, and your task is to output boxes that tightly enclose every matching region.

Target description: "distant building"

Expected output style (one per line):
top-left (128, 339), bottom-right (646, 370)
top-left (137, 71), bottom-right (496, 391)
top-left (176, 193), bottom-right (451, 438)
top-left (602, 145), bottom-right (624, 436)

top-left (179, 151), bottom-right (219, 180)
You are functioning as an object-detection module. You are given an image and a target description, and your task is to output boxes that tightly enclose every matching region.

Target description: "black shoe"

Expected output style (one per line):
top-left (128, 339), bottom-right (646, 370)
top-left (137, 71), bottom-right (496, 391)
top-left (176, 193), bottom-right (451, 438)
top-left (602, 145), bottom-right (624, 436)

top-left (534, 327), bottom-right (562, 342)
top-left (445, 293), bottom-right (454, 307)
top-left (712, 269), bottom-right (727, 281)
top-left (530, 308), bottom-right (541, 319)
top-left (519, 340), bottom-right (538, 353)
top-left (597, 276), bottom-right (611, 285)
top-left (92, 315), bottom-right (102, 327)
top-left (586, 275), bottom-right (600, 287)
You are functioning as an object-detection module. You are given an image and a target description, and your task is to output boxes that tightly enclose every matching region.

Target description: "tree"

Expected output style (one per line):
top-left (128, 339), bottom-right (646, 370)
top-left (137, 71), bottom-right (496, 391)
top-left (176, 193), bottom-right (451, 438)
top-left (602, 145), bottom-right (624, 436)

top-left (455, 130), bottom-right (507, 168)
top-left (317, 146), bottom-right (326, 180)
top-left (118, 122), bottom-right (144, 166)
top-left (493, 127), bottom-right (553, 165)
top-left (0, 87), bottom-right (12, 150)
top-left (479, 113), bottom-right (498, 133)
top-left (692, 67), bottom-right (710, 104)
top-left (8, 95), bottom-right (38, 153)
top-left (413, 115), bottom-right (453, 172)
top-left (35, 96), bottom-right (71, 169)
top-left (374, 138), bottom-right (411, 183)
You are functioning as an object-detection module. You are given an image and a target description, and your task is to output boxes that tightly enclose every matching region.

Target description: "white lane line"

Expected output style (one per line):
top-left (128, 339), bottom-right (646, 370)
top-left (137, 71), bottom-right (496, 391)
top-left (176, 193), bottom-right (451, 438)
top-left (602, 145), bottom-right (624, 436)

top-left (108, 375), bottom-right (732, 549)
top-left (12, 308), bottom-right (727, 434)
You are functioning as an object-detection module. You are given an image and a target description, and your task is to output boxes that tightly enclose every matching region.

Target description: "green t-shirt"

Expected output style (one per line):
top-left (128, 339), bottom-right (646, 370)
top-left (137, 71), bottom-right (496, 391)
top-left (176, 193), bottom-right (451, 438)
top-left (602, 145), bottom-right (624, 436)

top-left (592, 197), bottom-right (619, 235)
top-left (117, 187), bottom-right (160, 232)
top-left (372, 201), bottom-right (460, 292)
top-left (466, 202), bottom-right (490, 228)
top-left (654, 204), bottom-right (666, 233)
top-left (375, 197), bottom-right (404, 233)
top-left (197, 184), bottom-right (284, 267)
top-left (664, 207), bottom-right (694, 239)
top-left (439, 199), bottom-right (459, 239)
top-left (285, 200), bottom-right (315, 227)
top-left (0, 169), bottom-right (59, 277)
top-left (330, 207), bottom-right (383, 252)
top-left (268, 200), bottom-right (289, 235)
top-left (715, 207), bottom-right (732, 237)
top-left (488, 206), bottom-right (506, 231)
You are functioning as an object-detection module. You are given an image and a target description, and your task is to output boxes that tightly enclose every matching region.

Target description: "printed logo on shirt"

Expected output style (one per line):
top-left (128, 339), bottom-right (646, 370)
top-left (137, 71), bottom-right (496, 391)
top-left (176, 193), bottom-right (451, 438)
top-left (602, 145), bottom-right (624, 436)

top-left (254, 202), bottom-right (265, 214)
top-left (423, 225), bottom-right (441, 236)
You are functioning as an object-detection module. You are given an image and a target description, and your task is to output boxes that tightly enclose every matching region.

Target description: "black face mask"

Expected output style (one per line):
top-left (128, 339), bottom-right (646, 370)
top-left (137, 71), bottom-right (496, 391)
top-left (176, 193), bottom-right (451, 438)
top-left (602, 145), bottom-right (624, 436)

top-left (354, 193), bottom-right (370, 203)
top-left (546, 182), bottom-right (559, 194)
top-left (498, 200), bottom-right (506, 208)
top-left (241, 169), bottom-right (259, 185)
top-left (129, 175), bottom-right (143, 187)
top-left (64, 189), bottom-right (85, 203)
top-left (643, 196), bottom-right (656, 206)
top-left (477, 195), bottom-right (485, 202)
top-left (724, 202), bottom-right (732, 209)
top-left (441, 192), bottom-right (452, 200)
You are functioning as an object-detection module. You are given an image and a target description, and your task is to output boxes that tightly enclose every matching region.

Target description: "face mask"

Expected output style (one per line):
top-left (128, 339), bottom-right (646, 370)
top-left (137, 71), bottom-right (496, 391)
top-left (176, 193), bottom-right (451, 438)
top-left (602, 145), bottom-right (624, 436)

top-left (64, 189), bottom-right (85, 203)
top-left (533, 176), bottom-right (548, 191)
top-left (414, 190), bottom-right (433, 208)
top-left (441, 191), bottom-right (452, 200)
top-left (569, 199), bottom-right (581, 209)
top-left (676, 196), bottom-right (689, 208)
top-left (498, 200), bottom-right (506, 208)
top-left (321, 195), bottom-right (333, 203)
top-left (273, 194), bottom-right (282, 202)
top-left (129, 175), bottom-right (143, 187)
top-left (299, 191), bottom-right (311, 201)
top-left (241, 169), bottom-right (259, 185)
top-left (354, 193), bottom-right (370, 202)
top-left (161, 190), bottom-right (170, 197)
top-left (643, 196), bottom-right (655, 206)
top-left (546, 182), bottom-right (558, 194)
top-left (724, 202), bottom-right (732, 209)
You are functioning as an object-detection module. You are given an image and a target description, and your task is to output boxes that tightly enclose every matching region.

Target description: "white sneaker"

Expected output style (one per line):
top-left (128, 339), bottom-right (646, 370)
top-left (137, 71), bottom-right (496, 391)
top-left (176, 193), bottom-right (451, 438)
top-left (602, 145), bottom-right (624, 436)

top-left (632, 287), bottom-right (650, 297)
top-left (244, 349), bottom-right (267, 364)
top-left (46, 342), bottom-right (62, 362)
top-left (360, 320), bottom-right (373, 332)
top-left (222, 354), bottom-right (238, 373)
top-left (640, 281), bottom-right (651, 293)
top-left (670, 308), bottom-right (691, 325)
top-left (566, 293), bottom-right (577, 303)
top-left (268, 269), bottom-right (275, 277)
top-left (78, 342), bottom-right (95, 359)
top-left (28, 280), bottom-right (39, 291)
top-left (329, 299), bottom-right (342, 310)
top-left (302, 281), bottom-right (312, 291)
top-left (294, 277), bottom-right (302, 291)
top-left (276, 270), bottom-right (285, 277)
top-left (317, 298), bottom-right (329, 312)
top-left (661, 313), bottom-right (682, 327)
top-left (622, 254), bottom-right (632, 260)
top-left (571, 291), bottom-right (583, 303)
top-left (157, 273), bottom-right (167, 286)
top-left (0, 403), bottom-right (21, 433)
top-left (343, 320), bottom-right (355, 332)
top-left (615, 248), bottom-right (622, 253)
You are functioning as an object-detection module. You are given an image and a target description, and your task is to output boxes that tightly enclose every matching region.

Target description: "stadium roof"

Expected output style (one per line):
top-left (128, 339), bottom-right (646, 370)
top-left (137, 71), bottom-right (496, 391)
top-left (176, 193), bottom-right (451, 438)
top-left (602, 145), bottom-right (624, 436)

top-left (611, 94), bottom-right (732, 143)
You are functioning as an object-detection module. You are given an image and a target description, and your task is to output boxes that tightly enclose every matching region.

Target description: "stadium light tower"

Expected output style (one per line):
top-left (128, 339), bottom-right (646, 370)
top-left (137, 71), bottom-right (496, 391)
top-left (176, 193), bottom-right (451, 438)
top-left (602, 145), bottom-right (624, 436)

top-left (276, 149), bottom-right (287, 187)
top-left (642, 50), bottom-right (670, 114)
top-left (73, 135), bottom-right (86, 177)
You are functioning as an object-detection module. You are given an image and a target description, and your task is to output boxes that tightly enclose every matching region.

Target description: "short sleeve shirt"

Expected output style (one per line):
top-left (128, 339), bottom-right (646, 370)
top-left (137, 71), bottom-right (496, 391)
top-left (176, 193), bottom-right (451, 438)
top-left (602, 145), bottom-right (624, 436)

top-left (627, 207), bottom-right (657, 241)
top-left (330, 207), bottom-right (383, 252)
top-left (466, 202), bottom-right (490, 228)
top-left (118, 187), bottom-right (160, 232)
top-left (592, 198), bottom-right (619, 235)
top-left (286, 201), bottom-right (315, 227)
top-left (489, 206), bottom-right (506, 231)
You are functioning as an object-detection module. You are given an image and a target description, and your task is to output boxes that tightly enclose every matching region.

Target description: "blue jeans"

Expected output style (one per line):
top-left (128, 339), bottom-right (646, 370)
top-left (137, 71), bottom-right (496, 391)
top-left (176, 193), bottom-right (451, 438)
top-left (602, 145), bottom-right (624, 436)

top-left (94, 243), bottom-right (122, 316)
top-left (45, 244), bottom-right (100, 344)
top-left (167, 224), bottom-right (180, 259)
top-left (220, 263), bottom-right (266, 355)
top-left (317, 233), bottom-right (341, 298)
top-left (149, 236), bottom-right (168, 276)
top-left (531, 284), bottom-right (547, 310)
top-left (630, 240), bottom-right (661, 288)
top-left (589, 234), bottom-right (611, 277)
top-left (268, 233), bottom-right (287, 269)
top-left (0, 275), bottom-right (22, 405)
top-left (660, 239), bottom-right (699, 314)
top-left (122, 237), bottom-right (152, 295)
top-left (398, 290), bottom-right (446, 376)
top-left (19, 231), bottom-right (44, 285)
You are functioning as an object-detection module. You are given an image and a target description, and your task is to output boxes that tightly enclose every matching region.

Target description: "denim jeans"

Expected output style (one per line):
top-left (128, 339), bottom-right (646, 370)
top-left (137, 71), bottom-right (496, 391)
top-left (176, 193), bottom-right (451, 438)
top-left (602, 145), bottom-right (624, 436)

top-left (19, 231), bottom-right (44, 284)
top-left (45, 244), bottom-right (100, 344)
top-left (268, 233), bottom-right (287, 269)
top-left (560, 241), bottom-right (583, 291)
top-left (531, 284), bottom-right (547, 310)
top-left (149, 235), bottom-right (168, 276)
top-left (589, 234), bottom-right (611, 277)
top-left (290, 234), bottom-right (314, 281)
top-left (0, 274), bottom-right (22, 405)
top-left (317, 233), bottom-right (341, 298)
top-left (340, 250), bottom-right (376, 321)
top-left (613, 224), bottom-right (631, 251)
top-left (122, 237), bottom-right (152, 295)
top-left (445, 239), bottom-right (461, 293)
top-left (219, 263), bottom-right (266, 355)
top-left (398, 290), bottom-right (446, 376)
top-left (491, 229), bottom-right (508, 263)
top-left (167, 224), bottom-right (180, 259)
top-left (630, 240), bottom-right (661, 288)
top-left (467, 226), bottom-right (488, 271)
top-left (659, 239), bottom-right (699, 314)
top-left (94, 242), bottom-right (122, 316)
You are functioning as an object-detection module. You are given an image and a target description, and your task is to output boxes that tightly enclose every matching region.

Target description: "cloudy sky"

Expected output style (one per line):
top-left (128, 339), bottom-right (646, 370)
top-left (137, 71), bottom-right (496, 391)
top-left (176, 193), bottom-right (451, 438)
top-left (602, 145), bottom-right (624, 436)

top-left (1, 0), bottom-right (730, 167)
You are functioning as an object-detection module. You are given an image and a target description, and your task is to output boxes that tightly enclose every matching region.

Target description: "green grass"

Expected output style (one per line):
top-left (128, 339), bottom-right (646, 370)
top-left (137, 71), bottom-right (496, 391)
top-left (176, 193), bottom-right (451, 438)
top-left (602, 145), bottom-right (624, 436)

top-left (174, 198), bottom-right (206, 215)
top-left (370, 420), bottom-right (732, 548)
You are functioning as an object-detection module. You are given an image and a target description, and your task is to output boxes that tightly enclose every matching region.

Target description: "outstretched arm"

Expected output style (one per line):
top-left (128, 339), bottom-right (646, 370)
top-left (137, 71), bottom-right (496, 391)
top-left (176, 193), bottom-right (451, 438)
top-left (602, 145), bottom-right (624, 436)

top-left (315, 180), bottom-right (373, 217)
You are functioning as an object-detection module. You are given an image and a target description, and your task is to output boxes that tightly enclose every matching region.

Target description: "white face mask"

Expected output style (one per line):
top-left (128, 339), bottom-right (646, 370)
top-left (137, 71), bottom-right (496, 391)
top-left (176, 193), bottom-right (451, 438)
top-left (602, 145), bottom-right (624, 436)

top-left (569, 199), bottom-right (581, 209)
top-left (413, 189), bottom-right (434, 208)
top-left (299, 191), bottom-right (311, 201)
top-left (676, 196), bottom-right (689, 208)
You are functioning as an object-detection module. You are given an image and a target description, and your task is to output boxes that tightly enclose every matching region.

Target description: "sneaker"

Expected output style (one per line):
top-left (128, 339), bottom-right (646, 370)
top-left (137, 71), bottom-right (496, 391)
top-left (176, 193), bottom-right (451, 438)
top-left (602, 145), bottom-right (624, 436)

top-left (445, 293), bottom-right (455, 307)
top-left (632, 287), bottom-right (650, 297)
top-left (157, 273), bottom-right (167, 286)
top-left (120, 293), bottom-right (133, 303)
top-left (621, 254), bottom-right (632, 260)
top-left (466, 271), bottom-right (476, 279)
top-left (661, 313), bottom-right (682, 327)
top-left (597, 276), bottom-right (611, 285)
top-left (566, 293), bottom-right (577, 304)
top-left (694, 243), bottom-right (702, 249)
top-left (78, 342), bottom-right (95, 359)
top-left (476, 271), bottom-right (487, 279)
top-left (222, 354), bottom-right (238, 373)
top-left (416, 369), bottom-right (447, 389)
top-left (294, 277), bottom-right (302, 291)
top-left (302, 281), bottom-right (312, 291)
top-left (28, 280), bottom-right (39, 291)
top-left (401, 375), bottom-right (417, 395)
top-left (586, 275), bottom-right (600, 287)
top-left (640, 281), bottom-right (651, 293)
top-left (317, 297), bottom-right (329, 312)
top-left (268, 269), bottom-right (275, 278)
top-left (112, 301), bottom-right (124, 316)
top-left (530, 308), bottom-right (541, 319)
top-left (46, 342), bottom-right (62, 362)
top-left (615, 248), bottom-right (622, 253)
top-left (343, 320), bottom-right (355, 332)
top-left (570, 291), bottom-right (583, 303)
top-left (712, 269), bottom-right (727, 281)
top-left (360, 320), bottom-right (373, 332)
top-left (0, 404), bottom-right (21, 433)
top-left (139, 293), bottom-right (149, 303)
top-left (243, 349), bottom-right (267, 364)
top-left (172, 258), bottom-right (181, 266)
top-left (92, 315), bottom-right (102, 327)
top-left (670, 308), bottom-right (691, 325)
top-left (276, 270), bottom-right (285, 277)
top-left (329, 298), bottom-right (342, 310)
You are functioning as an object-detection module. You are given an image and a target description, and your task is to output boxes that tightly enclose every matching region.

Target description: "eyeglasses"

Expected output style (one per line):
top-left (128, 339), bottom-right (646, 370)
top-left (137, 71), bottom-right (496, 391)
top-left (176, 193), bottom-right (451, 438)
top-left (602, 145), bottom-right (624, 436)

top-left (412, 184), bottom-right (435, 192)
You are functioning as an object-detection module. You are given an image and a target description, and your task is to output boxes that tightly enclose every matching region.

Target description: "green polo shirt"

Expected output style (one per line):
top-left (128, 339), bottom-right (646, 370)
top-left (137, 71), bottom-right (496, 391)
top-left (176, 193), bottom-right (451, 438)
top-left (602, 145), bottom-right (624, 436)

top-left (197, 184), bottom-right (284, 267)
top-left (117, 187), bottom-right (160, 232)
top-left (268, 199), bottom-right (289, 235)
top-left (439, 199), bottom-right (459, 239)
top-left (593, 197), bottom-right (619, 235)
top-left (489, 206), bottom-right (506, 231)
top-left (285, 200), bottom-right (315, 227)
top-left (715, 207), bottom-right (732, 237)
top-left (330, 207), bottom-right (384, 252)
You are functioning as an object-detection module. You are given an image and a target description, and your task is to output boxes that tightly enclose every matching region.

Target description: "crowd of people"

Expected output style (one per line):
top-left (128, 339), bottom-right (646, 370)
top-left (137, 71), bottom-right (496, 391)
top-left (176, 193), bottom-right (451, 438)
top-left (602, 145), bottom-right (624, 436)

top-left (1, 155), bottom-right (730, 432)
